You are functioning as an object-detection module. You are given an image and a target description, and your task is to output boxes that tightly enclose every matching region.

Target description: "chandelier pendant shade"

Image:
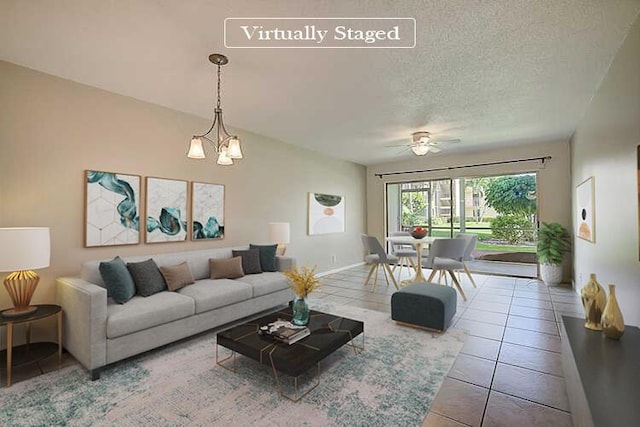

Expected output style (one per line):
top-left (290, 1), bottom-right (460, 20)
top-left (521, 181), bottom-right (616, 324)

top-left (187, 53), bottom-right (243, 165)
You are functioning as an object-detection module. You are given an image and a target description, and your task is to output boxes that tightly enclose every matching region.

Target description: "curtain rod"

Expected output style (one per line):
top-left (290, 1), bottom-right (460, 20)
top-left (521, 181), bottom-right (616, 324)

top-left (374, 156), bottom-right (552, 179)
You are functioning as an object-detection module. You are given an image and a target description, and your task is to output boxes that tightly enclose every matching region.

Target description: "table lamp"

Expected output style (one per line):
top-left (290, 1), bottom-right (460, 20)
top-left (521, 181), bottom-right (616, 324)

top-left (268, 222), bottom-right (290, 256)
top-left (0, 227), bottom-right (50, 317)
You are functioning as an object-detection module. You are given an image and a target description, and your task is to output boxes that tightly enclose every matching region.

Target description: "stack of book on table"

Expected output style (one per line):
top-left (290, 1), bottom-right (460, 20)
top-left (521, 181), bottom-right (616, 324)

top-left (259, 319), bottom-right (311, 345)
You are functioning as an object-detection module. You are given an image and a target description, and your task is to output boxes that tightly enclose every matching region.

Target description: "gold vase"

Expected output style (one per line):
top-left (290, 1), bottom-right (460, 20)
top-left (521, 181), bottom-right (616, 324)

top-left (601, 284), bottom-right (624, 340)
top-left (580, 273), bottom-right (607, 330)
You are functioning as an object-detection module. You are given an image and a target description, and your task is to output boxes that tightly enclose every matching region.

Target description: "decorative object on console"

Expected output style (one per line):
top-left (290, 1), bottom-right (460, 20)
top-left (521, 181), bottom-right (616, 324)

top-left (576, 176), bottom-right (595, 242)
top-left (85, 170), bottom-right (140, 247)
top-left (0, 227), bottom-right (50, 317)
top-left (580, 273), bottom-right (607, 330)
top-left (146, 177), bottom-right (188, 243)
top-left (187, 53), bottom-right (243, 166)
top-left (283, 265), bottom-right (320, 326)
top-left (601, 284), bottom-right (624, 339)
top-left (268, 222), bottom-right (290, 255)
top-left (259, 319), bottom-right (310, 345)
top-left (537, 222), bottom-right (571, 285)
top-left (410, 226), bottom-right (428, 239)
top-left (191, 182), bottom-right (224, 241)
top-left (308, 193), bottom-right (345, 235)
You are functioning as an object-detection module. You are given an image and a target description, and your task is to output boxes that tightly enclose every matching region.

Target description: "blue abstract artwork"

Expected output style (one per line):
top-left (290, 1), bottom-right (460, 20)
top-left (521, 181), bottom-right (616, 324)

top-left (85, 170), bottom-right (140, 247)
top-left (146, 177), bottom-right (188, 243)
top-left (191, 182), bottom-right (224, 240)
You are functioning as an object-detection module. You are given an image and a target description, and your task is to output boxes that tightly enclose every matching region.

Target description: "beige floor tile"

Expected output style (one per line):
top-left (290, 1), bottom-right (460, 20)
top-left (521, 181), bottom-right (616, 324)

top-left (462, 308), bottom-right (508, 326)
top-left (468, 300), bottom-right (510, 314)
top-left (502, 327), bottom-right (561, 353)
top-left (498, 342), bottom-right (563, 377)
top-left (332, 288), bottom-right (375, 299)
top-left (321, 295), bottom-right (355, 305)
top-left (492, 363), bottom-right (569, 411)
top-left (477, 288), bottom-right (513, 297)
top-left (506, 315), bottom-right (559, 336)
top-left (422, 411), bottom-right (470, 426)
top-left (346, 299), bottom-right (390, 313)
top-left (483, 391), bottom-right (572, 427)
top-left (509, 305), bottom-right (555, 321)
top-left (510, 297), bottom-right (553, 310)
top-left (552, 301), bottom-right (584, 313)
top-left (455, 319), bottom-right (505, 341)
top-left (447, 353), bottom-right (496, 388)
top-left (430, 378), bottom-right (489, 427)
top-left (460, 335), bottom-right (501, 361)
top-left (472, 293), bottom-right (512, 304)
top-left (513, 290), bottom-right (552, 301)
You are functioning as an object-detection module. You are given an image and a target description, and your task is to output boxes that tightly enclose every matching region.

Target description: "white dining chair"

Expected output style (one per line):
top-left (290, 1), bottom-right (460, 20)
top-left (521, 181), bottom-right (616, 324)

top-left (422, 238), bottom-right (469, 301)
top-left (361, 234), bottom-right (400, 291)
top-left (388, 231), bottom-right (417, 280)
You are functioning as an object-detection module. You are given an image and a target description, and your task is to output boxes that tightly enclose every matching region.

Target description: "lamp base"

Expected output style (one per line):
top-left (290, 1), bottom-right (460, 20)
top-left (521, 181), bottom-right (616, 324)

top-left (1, 305), bottom-right (38, 317)
top-left (276, 243), bottom-right (287, 256)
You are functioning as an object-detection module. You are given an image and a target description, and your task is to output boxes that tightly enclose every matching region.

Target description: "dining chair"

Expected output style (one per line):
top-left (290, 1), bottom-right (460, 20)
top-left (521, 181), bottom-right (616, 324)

top-left (422, 238), bottom-right (469, 301)
top-left (361, 234), bottom-right (400, 291)
top-left (388, 231), bottom-right (417, 280)
top-left (455, 233), bottom-right (478, 288)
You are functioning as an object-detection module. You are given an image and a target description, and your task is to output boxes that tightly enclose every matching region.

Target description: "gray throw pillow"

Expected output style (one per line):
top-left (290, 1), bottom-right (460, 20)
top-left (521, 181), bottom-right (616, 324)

top-left (99, 256), bottom-right (136, 304)
top-left (127, 258), bottom-right (167, 296)
top-left (159, 262), bottom-right (195, 291)
top-left (232, 248), bottom-right (262, 274)
top-left (209, 257), bottom-right (245, 279)
top-left (249, 244), bottom-right (278, 272)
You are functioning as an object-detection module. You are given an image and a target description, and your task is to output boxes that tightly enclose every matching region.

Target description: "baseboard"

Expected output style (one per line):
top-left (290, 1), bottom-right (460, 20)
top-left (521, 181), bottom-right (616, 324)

top-left (317, 262), bottom-right (365, 277)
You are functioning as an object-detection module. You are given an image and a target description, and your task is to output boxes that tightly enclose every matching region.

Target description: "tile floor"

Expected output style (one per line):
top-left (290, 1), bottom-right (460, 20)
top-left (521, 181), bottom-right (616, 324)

top-left (309, 264), bottom-right (583, 427)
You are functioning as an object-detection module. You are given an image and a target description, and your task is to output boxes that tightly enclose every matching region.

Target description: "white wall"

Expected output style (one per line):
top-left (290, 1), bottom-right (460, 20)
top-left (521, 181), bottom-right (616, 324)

top-left (571, 16), bottom-right (640, 326)
top-left (0, 61), bottom-right (367, 316)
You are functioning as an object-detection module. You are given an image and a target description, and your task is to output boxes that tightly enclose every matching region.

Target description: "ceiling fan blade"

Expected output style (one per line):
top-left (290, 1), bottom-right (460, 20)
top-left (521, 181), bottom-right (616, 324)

top-left (428, 146), bottom-right (442, 153)
top-left (430, 137), bottom-right (461, 143)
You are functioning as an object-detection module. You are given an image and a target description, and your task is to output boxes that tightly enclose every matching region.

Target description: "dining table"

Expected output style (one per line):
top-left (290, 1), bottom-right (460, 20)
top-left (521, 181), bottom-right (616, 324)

top-left (385, 235), bottom-right (437, 285)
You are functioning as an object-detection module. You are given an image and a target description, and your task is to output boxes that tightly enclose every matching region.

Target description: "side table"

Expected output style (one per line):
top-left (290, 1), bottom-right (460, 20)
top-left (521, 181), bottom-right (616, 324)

top-left (0, 304), bottom-right (63, 387)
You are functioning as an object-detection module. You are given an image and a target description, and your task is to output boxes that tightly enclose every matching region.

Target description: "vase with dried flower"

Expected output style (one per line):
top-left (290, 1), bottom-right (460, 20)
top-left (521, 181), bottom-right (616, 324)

top-left (580, 273), bottom-right (607, 330)
top-left (601, 284), bottom-right (625, 339)
top-left (283, 265), bottom-right (320, 326)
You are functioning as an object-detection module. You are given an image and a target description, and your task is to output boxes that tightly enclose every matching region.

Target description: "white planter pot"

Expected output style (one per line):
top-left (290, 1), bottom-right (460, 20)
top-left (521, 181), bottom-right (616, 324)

top-left (540, 263), bottom-right (563, 285)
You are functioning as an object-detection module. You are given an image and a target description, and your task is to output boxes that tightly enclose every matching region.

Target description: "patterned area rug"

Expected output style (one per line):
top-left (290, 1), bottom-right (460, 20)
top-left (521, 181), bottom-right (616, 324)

top-left (0, 303), bottom-right (465, 427)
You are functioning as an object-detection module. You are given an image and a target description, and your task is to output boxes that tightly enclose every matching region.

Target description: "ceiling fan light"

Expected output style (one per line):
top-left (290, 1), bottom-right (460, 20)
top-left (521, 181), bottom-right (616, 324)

top-left (227, 138), bottom-right (243, 159)
top-left (187, 137), bottom-right (206, 159)
top-left (411, 143), bottom-right (430, 156)
top-left (216, 147), bottom-right (233, 165)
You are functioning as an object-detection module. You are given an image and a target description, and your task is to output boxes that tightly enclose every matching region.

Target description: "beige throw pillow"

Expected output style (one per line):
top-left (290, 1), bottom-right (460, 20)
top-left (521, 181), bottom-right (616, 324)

top-left (159, 262), bottom-right (195, 291)
top-left (210, 256), bottom-right (245, 279)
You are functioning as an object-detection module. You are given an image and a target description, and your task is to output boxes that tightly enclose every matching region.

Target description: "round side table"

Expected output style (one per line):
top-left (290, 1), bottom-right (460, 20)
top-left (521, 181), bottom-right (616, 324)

top-left (0, 304), bottom-right (63, 387)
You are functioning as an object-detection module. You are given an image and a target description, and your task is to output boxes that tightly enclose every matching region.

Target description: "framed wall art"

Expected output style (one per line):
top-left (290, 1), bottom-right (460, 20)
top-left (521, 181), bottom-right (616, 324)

top-left (85, 170), bottom-right (141, 247)
top-left (308, 192), bottom-right (345, 235)
top-left (191, 182), bottom-right (225, 240)
top-left (576, 176), bottom-right (595, 243)
top-left (145, 177), bottom-right (188, 243)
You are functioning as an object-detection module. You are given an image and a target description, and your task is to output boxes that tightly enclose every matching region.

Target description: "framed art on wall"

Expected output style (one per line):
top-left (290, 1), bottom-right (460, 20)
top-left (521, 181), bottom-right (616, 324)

top-left (576, 176), bottom-right (595, 243)
top-left (145, 177), bottom-right (188, 243)
top-left (191, 182), bottom-right (225, 240)
top-left (308, 192), bottom-right (345, 235)
top-left (85, 170), bottom-right (141, 247)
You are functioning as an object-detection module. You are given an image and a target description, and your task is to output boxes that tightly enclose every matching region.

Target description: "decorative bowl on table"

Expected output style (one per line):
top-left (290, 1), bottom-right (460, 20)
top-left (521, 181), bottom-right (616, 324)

top-left (410, 227), bottom-right (428, 239)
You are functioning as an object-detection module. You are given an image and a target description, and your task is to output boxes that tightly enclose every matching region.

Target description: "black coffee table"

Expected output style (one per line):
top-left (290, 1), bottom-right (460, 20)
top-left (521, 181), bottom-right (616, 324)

top-left (216, 307), bottom-right (364, 401)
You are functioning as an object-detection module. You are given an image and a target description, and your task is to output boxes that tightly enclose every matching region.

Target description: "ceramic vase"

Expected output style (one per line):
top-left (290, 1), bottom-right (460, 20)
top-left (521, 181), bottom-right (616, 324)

top-left (601, 284), bottom-right (624, 340)
top-left (292, 297), bottom-right (309, 326)
top-left (580, 273), bottom-right (607, 330)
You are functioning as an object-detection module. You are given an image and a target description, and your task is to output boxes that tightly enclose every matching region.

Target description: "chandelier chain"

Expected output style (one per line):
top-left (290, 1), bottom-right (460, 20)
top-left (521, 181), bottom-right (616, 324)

top-left (216, 64), bottom-right (222, 109)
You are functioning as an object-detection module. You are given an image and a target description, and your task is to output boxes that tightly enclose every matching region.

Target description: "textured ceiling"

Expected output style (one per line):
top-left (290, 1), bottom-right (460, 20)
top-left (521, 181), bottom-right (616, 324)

top-left (1, 0), bottom-right (639, 165)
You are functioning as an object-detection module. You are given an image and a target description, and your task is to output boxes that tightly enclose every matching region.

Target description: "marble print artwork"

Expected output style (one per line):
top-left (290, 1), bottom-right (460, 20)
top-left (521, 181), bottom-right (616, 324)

top-left (191, 182), bottom-right (224, 240)
top-left (146, 177), bottom-right (188, 243)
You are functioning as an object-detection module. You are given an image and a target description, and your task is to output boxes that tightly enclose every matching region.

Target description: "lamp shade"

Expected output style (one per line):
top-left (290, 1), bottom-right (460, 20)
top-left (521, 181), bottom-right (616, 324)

top-left (268, 222), bottom-right (290, 244)
top-left (187, 137), bottom-right (206, 159)
top-left (0, 227), bottom-right (50, 271)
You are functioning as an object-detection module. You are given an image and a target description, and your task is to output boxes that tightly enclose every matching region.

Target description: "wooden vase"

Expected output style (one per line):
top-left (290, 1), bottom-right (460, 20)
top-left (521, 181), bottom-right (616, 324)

top-left (580, 273), bottom-right (607, 330)
top-left (601, 284), bottom-right (624, 340)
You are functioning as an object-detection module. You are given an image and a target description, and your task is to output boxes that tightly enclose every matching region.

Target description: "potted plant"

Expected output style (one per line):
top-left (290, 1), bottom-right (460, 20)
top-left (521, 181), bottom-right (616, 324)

top-left (283, 265), bottom-right (320, 325)
top-left (537, 222), bottom-right (571, 285)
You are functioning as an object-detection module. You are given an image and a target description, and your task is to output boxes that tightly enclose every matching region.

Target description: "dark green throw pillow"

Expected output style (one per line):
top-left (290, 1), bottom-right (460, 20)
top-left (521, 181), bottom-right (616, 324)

top-left (99, 256), bottom-right (136, 304)
top-left (232, 248), bottom-right (262, 274)
top-left (127, 258), bottom-right (167, 296)
top-left (249, 244), bottom-right (278, 272)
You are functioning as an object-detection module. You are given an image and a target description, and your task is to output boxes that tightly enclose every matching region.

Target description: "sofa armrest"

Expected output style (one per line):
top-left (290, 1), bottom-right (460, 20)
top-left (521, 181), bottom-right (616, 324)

top-left (276, 256), bottom-right (296, 272)
top-left (56, 277), bottom-right (108, 372)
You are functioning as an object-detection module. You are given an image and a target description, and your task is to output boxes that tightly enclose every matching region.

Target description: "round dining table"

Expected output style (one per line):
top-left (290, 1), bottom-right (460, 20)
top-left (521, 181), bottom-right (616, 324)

top-left (385, 235), bottom-right (437, 285)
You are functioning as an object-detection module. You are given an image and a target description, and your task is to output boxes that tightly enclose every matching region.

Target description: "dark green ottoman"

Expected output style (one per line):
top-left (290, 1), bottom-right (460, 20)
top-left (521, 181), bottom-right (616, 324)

top-left (391, 283), bottom-right (457, 332)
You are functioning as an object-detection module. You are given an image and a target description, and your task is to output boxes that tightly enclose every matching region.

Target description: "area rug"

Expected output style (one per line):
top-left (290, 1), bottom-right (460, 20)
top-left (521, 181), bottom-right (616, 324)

top-left (0, 303), bottom-right (465, 427)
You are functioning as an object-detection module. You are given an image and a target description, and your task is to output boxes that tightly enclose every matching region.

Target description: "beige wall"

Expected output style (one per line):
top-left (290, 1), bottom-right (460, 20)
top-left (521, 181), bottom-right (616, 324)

top-left (0, 61), bottom-right (367, 314)
top-left (571, 16), bottom-right (640, 326)
top-left (366, 141), bottom-right (572, 245)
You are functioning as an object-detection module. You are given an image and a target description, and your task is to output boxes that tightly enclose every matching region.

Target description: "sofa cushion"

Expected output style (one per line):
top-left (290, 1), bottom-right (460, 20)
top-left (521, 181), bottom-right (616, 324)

top-left (249, 244), bottom-right (278, 272)
top-left (127, 259), bottom-right (167, 296)
top-left (234, 272), bottom-right (290, 298)
top-left (106, 292), bottom-right (195, 339)
top-left (209, 257), bottom-right (244, 279)
top-left (178, 279), bottom-right (253, 314)
top-left (232, 248), bottom-right (262, 274)
top-left (159, 262), bottom-right (195, 291)
top-left (98, 256), bottom-right (136, 304)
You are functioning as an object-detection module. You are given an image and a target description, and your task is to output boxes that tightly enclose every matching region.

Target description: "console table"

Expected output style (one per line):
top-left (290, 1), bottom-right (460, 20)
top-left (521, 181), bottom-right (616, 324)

top-left (561, 316), bottom-right (640, 427)
top-left (0, 304), bottom-right (63, 387)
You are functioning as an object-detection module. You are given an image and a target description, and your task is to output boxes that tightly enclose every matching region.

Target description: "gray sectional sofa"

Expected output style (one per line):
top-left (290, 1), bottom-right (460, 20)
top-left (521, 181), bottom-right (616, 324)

top-left (56, 247), bottom-right (295, 379)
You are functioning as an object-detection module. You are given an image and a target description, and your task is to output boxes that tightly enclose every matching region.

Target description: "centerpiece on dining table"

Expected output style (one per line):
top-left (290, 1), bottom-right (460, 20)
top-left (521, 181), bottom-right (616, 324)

top-left (283, 265), bottom-right (321, 326)
top-left (410, 226), bottom-right (428, 239)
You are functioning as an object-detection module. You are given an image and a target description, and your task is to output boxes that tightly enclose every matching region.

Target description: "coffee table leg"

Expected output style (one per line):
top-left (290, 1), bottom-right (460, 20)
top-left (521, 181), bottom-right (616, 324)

top-left (347, 332), bottom-right (365, 355)
top-left (270, 361), bottom-right (320, 402)
top-left (216, 344), bottom-right (236, 372)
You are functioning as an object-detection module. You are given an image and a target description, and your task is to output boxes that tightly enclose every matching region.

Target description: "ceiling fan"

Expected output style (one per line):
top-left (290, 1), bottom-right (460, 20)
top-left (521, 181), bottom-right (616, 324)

top-left (391, 131), bottom-right (461, 156)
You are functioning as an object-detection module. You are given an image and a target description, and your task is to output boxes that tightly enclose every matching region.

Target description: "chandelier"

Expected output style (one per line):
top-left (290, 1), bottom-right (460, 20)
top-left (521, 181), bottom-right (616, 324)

top-left (187, 53), bottom-right (243, 165)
